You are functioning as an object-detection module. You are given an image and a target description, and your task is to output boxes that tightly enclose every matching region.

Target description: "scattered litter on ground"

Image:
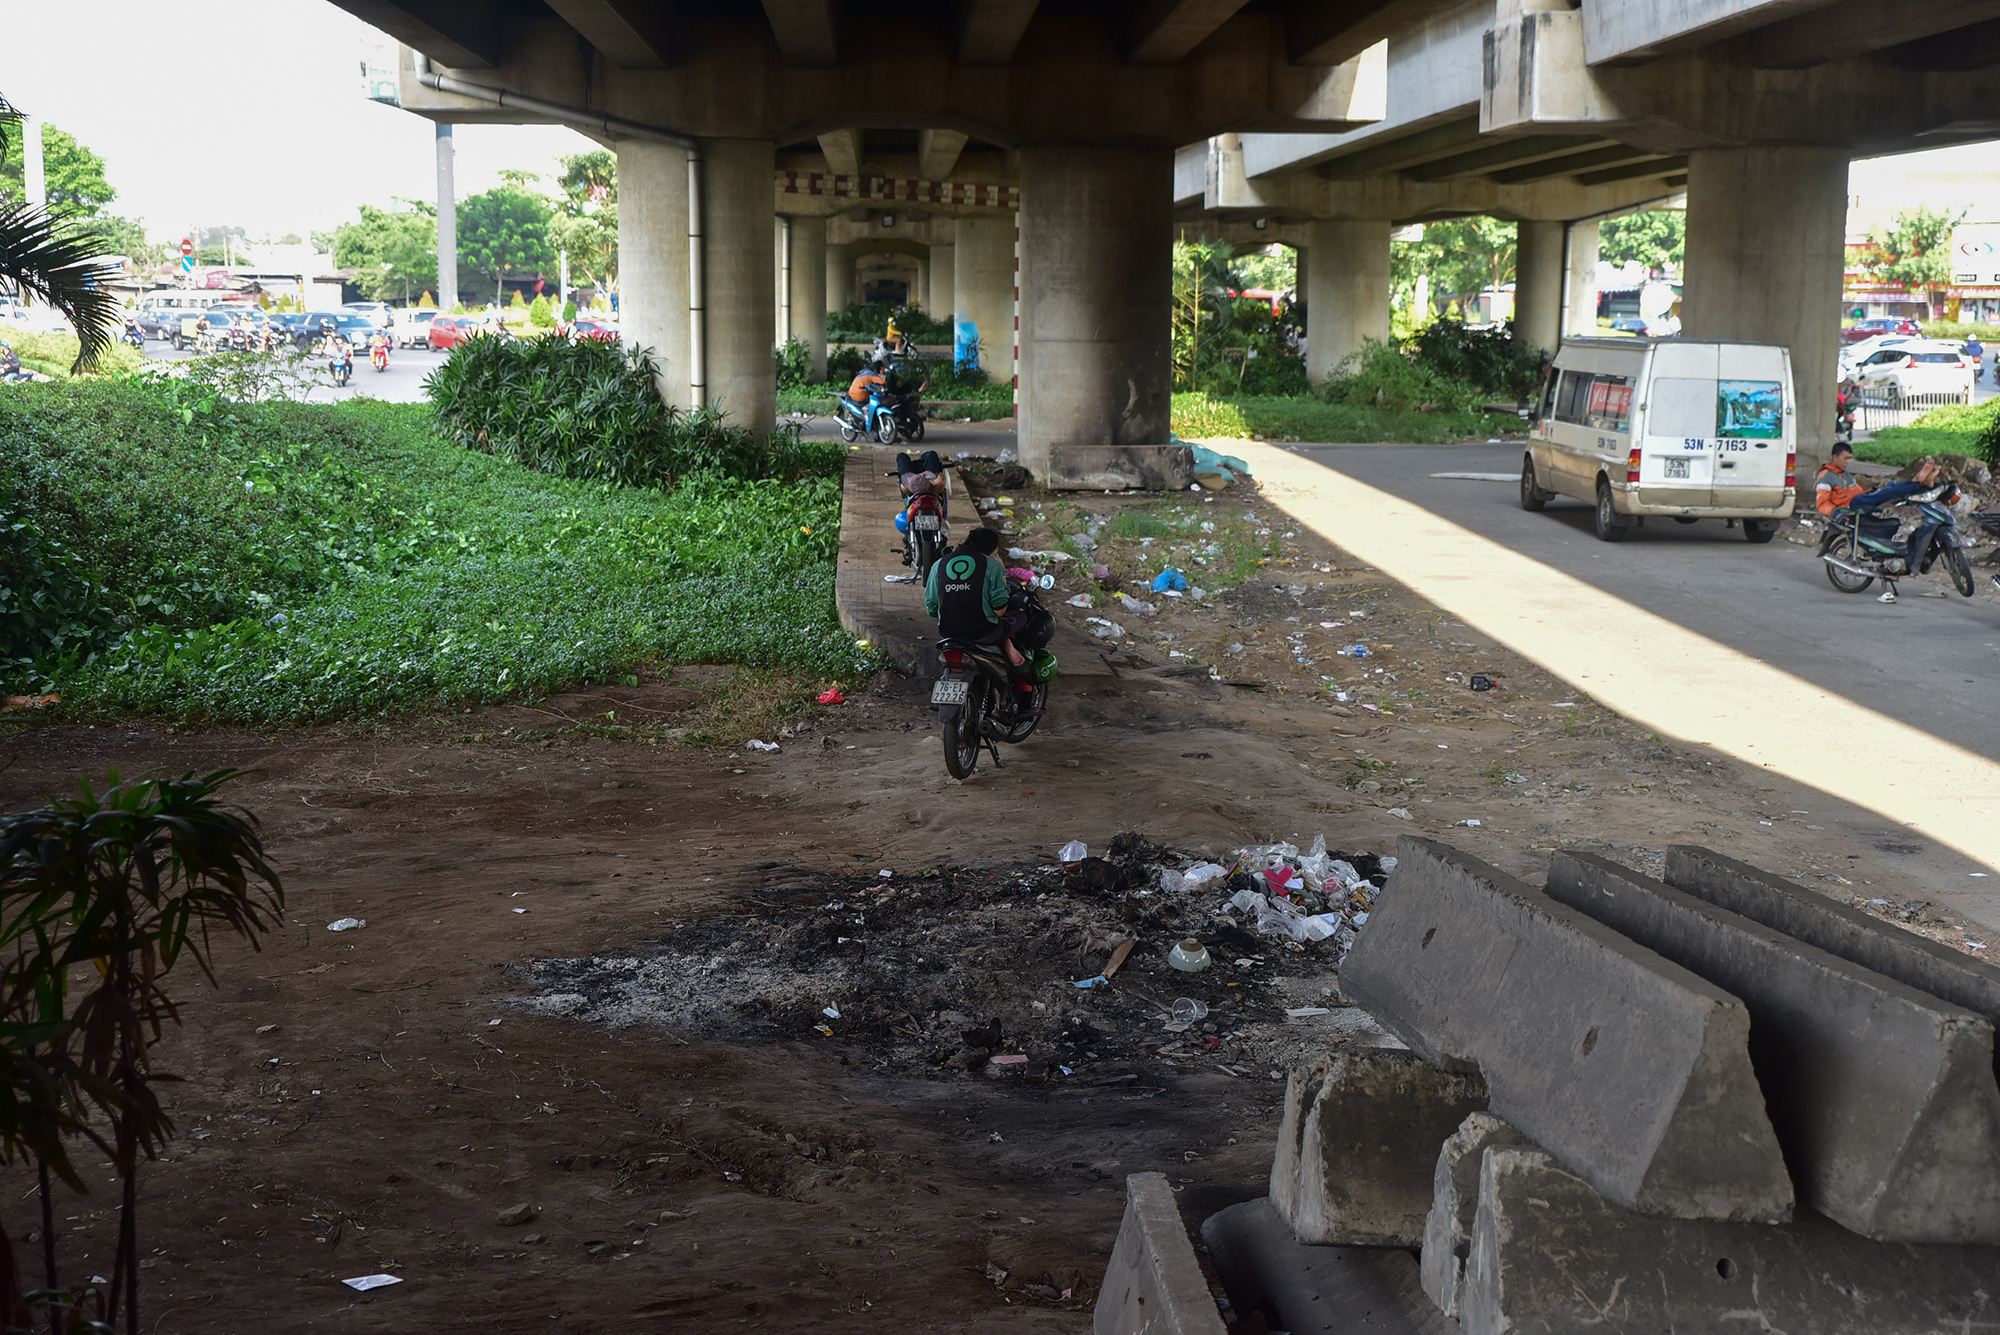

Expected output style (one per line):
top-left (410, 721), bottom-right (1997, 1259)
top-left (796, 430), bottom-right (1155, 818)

top-left (342, 1274), bottom-right (403, 1292)
top-left (816, 688), bottom-right (847, 705)
top-left (1064, 593), bottom-right (1094, 608)
top-left (327, 918), bottom-right (364, 932)
top-left (1151, 568), bottom-right (1190, 593)
top-left (1117, 594), bottom-right (1157, 617)
top-left (746, 740), bottom-right (780, 752)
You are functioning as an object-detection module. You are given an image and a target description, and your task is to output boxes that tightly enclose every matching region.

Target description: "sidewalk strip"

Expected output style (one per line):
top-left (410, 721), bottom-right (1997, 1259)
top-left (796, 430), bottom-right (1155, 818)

top-left (1241, 443), bottom-right (2000, 874)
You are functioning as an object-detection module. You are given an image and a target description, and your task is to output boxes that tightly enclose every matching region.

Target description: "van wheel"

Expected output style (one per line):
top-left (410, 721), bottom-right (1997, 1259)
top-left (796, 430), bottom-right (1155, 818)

top-left (1593, 480), bottom-right (1628, 543)
top-left (1518, 456), bottom-right (1549, 511)
top-left (1742, 519), bottom-right (1778, 544)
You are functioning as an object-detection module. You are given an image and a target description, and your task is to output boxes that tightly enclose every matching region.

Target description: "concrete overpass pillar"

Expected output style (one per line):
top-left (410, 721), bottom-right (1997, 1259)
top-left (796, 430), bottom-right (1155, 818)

top-left (930, 241), bottom-right (956, 322)
top-left (1017, 145), bottom-right (1186, 490)
top-left (916, 255), bottom-right (931, 313)
top-left (1303, 219), bottom-right (1390, 385)
top-left (1564, 221), bottom-right (1601, 340)
top-left (702, 137), bottom-right (776, 433)
top-left (1515, 220), bottom-right (1564, 356)
top-left (789, 214), bottom-right (827, 381)
top-left (615, 139), bottom-right (690, 408)
top-left (826, 242), bottom-right (850, 315)
top-left (955, 216), bottom-right (1016, 379)
top-left (1681, 146), bottom-right (1848, 472)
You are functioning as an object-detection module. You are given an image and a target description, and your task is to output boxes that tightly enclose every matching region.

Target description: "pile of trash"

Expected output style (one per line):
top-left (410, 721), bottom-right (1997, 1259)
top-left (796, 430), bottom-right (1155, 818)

top-left (1156, 836), bottom-right (1390, 956)
top-left (515, 832), bottom-right (1395, 1085)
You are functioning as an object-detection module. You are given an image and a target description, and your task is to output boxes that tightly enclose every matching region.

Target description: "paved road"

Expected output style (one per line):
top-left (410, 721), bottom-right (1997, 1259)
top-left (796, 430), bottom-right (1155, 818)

top-left (140, 337), bottom-right (439, 405)
top-left (1282, 440), bottom-right (2000, 763)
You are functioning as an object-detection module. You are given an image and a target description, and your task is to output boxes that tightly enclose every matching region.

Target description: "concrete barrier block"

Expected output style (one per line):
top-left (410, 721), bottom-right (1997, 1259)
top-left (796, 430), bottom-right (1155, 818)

top-left (1268, 1047), bottom-right (1488, 1247)
top-left (1460, 1146), bottom-right (2000, 1335)
top-left (1340, 837), bottom-right (1792, 1222)
top-left (1549, 851), bottom-right (2000, 1243)
top-left (1094, 1172), bottom-right (1227, 1335)
top-left (1419, 1111), bottom-right (1533, 1319)
top-left (1201, 1197), bottom-right (1460, 1335)
top-left (1666, 845), bottom-right (2000, 1082)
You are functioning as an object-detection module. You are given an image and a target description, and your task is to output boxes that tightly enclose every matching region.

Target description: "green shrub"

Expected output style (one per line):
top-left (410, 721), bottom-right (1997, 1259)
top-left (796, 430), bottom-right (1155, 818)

top-left (826, 303), bottom-right (953, 344)
top-left (1323, 339), bottom-right (1482, 412)
top-left (775, 336), bottom-right (812, 389)
top-left (1234, 352), bottom-right (1309, 397)
top-left (562, 299), bottom-right (577, 322)
top-left (1171, 391), bottom-right (1513, 444)
top-left (1170, 392), bottom-right (1251, 439)
top-left (1408, 319), bottom-right (1539, 398)
top-left (0, 381), bottom-right (866, 718)
top-left (528, 294), bottom-right (555, 328)
top-left (827, 345), bottom-right (866, 384)
top-left (1, 328), bottom-right (149, 380)
top-left (1917, 321), bottom-right (2000, 342)
top-left (1858, 396), bottom-right (2000, 467)
top-left (426, 333), bottom-right (842, 487)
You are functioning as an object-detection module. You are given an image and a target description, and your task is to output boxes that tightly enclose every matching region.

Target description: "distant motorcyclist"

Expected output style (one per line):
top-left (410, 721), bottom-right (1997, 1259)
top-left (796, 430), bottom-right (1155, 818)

top-left (1966, 336), bottom-right (1985, 382)
top-left (885, 316), bottom-right (908, 357)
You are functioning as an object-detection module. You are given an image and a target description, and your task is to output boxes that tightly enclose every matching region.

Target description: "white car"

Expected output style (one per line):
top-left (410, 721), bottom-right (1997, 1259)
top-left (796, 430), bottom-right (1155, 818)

top-left (1849, 339), bottom-right (1973, 407)
top-left (342, 301), bottom-right (395, 330)
top-left (393, 308), bottom-right (438, 348)
top-left (1838, 334), bottom-right (1921, 377)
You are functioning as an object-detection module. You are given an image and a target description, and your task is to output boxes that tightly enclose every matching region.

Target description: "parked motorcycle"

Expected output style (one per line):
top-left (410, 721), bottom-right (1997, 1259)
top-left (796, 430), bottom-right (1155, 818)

top-left (1820, 482), bottom-right (1973, 596)
top-left (894, 481), bottom-right (950, 579)
top-left (933, 577), bottom-right (1059, 779)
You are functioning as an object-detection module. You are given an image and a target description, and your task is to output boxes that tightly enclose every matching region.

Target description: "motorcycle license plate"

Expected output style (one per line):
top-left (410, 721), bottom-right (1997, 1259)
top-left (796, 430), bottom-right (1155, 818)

top-left (912, 513), bottom-right (940, 530)
top-left (931, 678), bottom-right (969, 706)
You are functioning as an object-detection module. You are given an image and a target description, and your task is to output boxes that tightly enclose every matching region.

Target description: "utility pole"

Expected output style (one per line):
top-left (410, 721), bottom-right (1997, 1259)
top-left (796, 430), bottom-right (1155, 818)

top-left (21, 115), bottom-right (45, 211)
top-left (436, 123), bottom-right (458, 310)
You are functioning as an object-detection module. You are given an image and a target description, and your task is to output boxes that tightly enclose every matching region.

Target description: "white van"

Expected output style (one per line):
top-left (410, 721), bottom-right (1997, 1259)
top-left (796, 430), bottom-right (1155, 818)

top-left (1520, 338), bottom-right (1796, 543)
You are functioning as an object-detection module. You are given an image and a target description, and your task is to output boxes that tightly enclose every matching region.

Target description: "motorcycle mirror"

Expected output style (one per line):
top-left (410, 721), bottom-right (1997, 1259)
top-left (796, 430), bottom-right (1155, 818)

top-left (1036, 574), bottom-right (1055, 590)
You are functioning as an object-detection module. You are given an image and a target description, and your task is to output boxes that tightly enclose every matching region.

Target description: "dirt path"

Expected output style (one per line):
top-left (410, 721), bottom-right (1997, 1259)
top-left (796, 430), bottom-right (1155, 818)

top-left (0, 443), bottom-right (1986, 1333)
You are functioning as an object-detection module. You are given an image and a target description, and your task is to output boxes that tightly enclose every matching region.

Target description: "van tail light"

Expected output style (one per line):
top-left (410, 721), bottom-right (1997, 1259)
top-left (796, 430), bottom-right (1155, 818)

top-left (941, 649), bottom-right (964, 666)
top-left (1784, 451), bottom-right (1796, 489)
top-left (1626, 448), bottom-right (1643, 484)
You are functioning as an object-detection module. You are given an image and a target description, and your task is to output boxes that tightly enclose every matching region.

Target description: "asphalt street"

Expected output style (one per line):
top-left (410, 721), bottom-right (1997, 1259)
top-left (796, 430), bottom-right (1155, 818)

top-left (1284, 440), bottom-right (2000, 764)
top-left (139, 336), bottom-right (438, 404)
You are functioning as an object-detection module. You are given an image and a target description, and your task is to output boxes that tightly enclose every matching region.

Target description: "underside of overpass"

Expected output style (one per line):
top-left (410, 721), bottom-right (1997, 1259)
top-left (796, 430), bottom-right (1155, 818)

top-left (334, 0), bottom-right (2000, 482)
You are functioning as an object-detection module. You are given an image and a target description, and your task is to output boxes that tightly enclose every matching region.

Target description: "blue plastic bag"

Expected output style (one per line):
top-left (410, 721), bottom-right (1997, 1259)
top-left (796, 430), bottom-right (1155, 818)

top-left (1151, 568), bottom-right (1190, 593)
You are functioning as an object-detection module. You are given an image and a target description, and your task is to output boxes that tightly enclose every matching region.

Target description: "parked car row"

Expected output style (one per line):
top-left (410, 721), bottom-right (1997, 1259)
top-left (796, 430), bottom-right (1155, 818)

top-left (1839, 334), bottom-right (1978, 405)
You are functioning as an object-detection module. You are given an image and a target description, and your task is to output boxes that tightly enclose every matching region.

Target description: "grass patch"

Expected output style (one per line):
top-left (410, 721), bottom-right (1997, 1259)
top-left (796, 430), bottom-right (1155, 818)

top-left (1856, 397), bottom-right (2000, 467)
top-left (1172, 391), bottom-right (1517, 444)
top-left (0, 380), bottom-right (868, 724)
top-left (1073, 495), bottom-right (1281, 593)
top-left (4, 328), bottom-right (150, 379)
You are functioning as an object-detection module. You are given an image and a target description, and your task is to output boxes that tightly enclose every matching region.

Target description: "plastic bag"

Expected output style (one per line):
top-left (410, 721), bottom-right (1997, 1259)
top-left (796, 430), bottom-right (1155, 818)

top-left (1180, 862), bottom-right (1228, 892)
top-left (1059, 840), bottom-right (1088, 864)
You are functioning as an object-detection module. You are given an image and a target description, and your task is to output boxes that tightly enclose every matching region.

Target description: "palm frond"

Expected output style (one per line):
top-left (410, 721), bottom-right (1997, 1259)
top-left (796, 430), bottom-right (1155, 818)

top-left (0, 203), bottom-right (120, 374)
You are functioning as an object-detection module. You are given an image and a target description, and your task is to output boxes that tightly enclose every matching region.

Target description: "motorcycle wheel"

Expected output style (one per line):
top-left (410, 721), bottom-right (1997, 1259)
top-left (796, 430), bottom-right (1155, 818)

top-left (1000, 680), bottom-right (1048, 744)
top-left (1943, 543), bottom-right (1975, 597)
top-left (1821, 529), bottom-right (1874, 593)
top-left (909, 415), bottom-right (926, 443)
top-left (875, 413), bottom-right (899, 446)
top-left (912, 529), bottom-right (941, 579)
top-left (942, 679), bottom-right (985, 779)
top-left (838, 424), bottom-right (857, 443)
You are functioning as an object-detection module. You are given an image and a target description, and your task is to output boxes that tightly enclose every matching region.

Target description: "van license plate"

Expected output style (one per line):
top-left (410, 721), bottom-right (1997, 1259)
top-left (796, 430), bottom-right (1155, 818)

top-left (1664, 457), bottom-right (1690, 479)
top-left (912, 513), bottom-right (940, 529)
top-left (932, 678), bottom-right (969, 705)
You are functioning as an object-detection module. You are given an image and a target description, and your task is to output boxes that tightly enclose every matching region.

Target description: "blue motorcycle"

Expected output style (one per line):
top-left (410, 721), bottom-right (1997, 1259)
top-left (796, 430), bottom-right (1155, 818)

top-left (833, 386), bottom-right (904, 444)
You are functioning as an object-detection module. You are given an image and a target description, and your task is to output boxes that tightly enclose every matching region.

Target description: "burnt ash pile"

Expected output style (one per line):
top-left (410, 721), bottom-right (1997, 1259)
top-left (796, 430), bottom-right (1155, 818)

top-left (520, 833), bottom-right (1393, 1084)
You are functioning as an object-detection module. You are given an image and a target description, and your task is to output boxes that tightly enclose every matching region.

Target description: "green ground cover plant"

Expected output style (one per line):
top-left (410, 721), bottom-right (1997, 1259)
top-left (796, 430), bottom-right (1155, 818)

top-left (0, 377), bottom-right (864, 723)
top-left (1171, 391), bottom-right (1514, 443)
top-left (1856, 397), bottom-right (2000, 467)
top-left (2, 328), bottom-right (148, 379)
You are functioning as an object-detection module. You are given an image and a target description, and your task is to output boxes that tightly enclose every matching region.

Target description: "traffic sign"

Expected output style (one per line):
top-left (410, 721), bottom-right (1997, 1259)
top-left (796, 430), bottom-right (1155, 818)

top-left (180, 238), bottom-right (193, 257)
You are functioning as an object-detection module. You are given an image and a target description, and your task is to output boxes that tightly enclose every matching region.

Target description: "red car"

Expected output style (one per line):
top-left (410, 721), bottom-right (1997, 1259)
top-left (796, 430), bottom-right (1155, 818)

top-left (426, 315), bottom-right (507, 350)
top-left (1842, 317), bottom-right (1922, 343)
top-left (563, 318), bottom-right (619, 343)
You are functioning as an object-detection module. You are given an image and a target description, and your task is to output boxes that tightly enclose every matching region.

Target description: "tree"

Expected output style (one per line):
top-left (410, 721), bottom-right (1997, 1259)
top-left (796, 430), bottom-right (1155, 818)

top-left (458, 177), bottom-right (555, 303)
top-left (1392, 218), bottom-right (1516, 319)
top-left (86, 216), bottom-right (164, 268)
top-left (328, 202), bottom-right (437, 301)
top-left (0, 123), bottom-right (115, 216)
top-left (553, 151), bottom-right (617, 298)
top-left (1868, 205), bottom-right (1967, 304)
top-left (1233, 244), bottom-right (1296, 294)
top-left (1599, 211), bottom-right (1685, 274)
top-left (0, 96), bottom-right (118, 372)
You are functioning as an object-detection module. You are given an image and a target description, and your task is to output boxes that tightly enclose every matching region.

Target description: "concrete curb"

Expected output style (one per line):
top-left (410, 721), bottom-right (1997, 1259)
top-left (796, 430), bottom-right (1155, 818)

top-left (1093, 1172), bottom-right (1226, 1335)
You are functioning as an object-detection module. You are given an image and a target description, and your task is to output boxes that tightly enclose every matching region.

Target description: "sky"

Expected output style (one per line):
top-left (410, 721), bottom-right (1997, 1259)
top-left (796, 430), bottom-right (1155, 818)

top-left (4, 0), bottom-right (1998, 246)
top-left (1, 0), bottom-right (597, 244)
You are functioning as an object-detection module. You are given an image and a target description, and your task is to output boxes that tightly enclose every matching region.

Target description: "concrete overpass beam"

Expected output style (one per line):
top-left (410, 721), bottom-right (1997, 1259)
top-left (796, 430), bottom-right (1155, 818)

top-left (1515, 220), bottom-right (1564, 356)
top-left (616, 138), bottom-right (691, 408)
top-left (541, 0), bottom-right (672, 68)
top-left (817, 129), bottom-right (861, 178)
top-left (1123, 0), bottom-right (1254, 64)
top-left (1287, 0), bottom-right (1465, 66)
top-left (1018, 145), bottom-right (1183, 490)
top-left (916, 129), bottom-right (969, 181)
top-left (760, 0), bottom-right (839, 67)
top-left (955, 216), bottom-right (1017, 379)
top-left (1748, 0), bottom-right (2000, 69)
top-left (959, 0), bottom-right (1040, 65)
top-left (1680, 146), bottom-right (1847, 472)
top-left (1564, 220), bottom-right (1601, 339)
top-left (1303, 218), bottom-right (1391, 385)
top-left (1580, 0), bottom-right (1836, 66)
top-left (337, 0), bottom-right (504, 68)
top-left (790, 214), bottom-right (828, 381)
top-left (704, 138), bottom-right (778, 433)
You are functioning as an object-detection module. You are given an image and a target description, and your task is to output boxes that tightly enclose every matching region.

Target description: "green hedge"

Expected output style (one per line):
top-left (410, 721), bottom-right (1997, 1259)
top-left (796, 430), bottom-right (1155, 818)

top-left (1172, 392), bottom-right (1515, 444)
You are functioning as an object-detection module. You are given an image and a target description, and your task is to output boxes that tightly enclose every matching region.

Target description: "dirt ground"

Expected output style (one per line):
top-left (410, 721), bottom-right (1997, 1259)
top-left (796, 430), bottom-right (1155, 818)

top-left (0, 454), bottom-right (1989, 1334)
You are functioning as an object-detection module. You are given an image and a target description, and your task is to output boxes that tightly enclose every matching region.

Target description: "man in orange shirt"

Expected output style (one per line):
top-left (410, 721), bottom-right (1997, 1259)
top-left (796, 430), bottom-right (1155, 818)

top-left (847, 358), bottom-right (887, 403)
top-left (1815, 442), bottom-right (1866, 515)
